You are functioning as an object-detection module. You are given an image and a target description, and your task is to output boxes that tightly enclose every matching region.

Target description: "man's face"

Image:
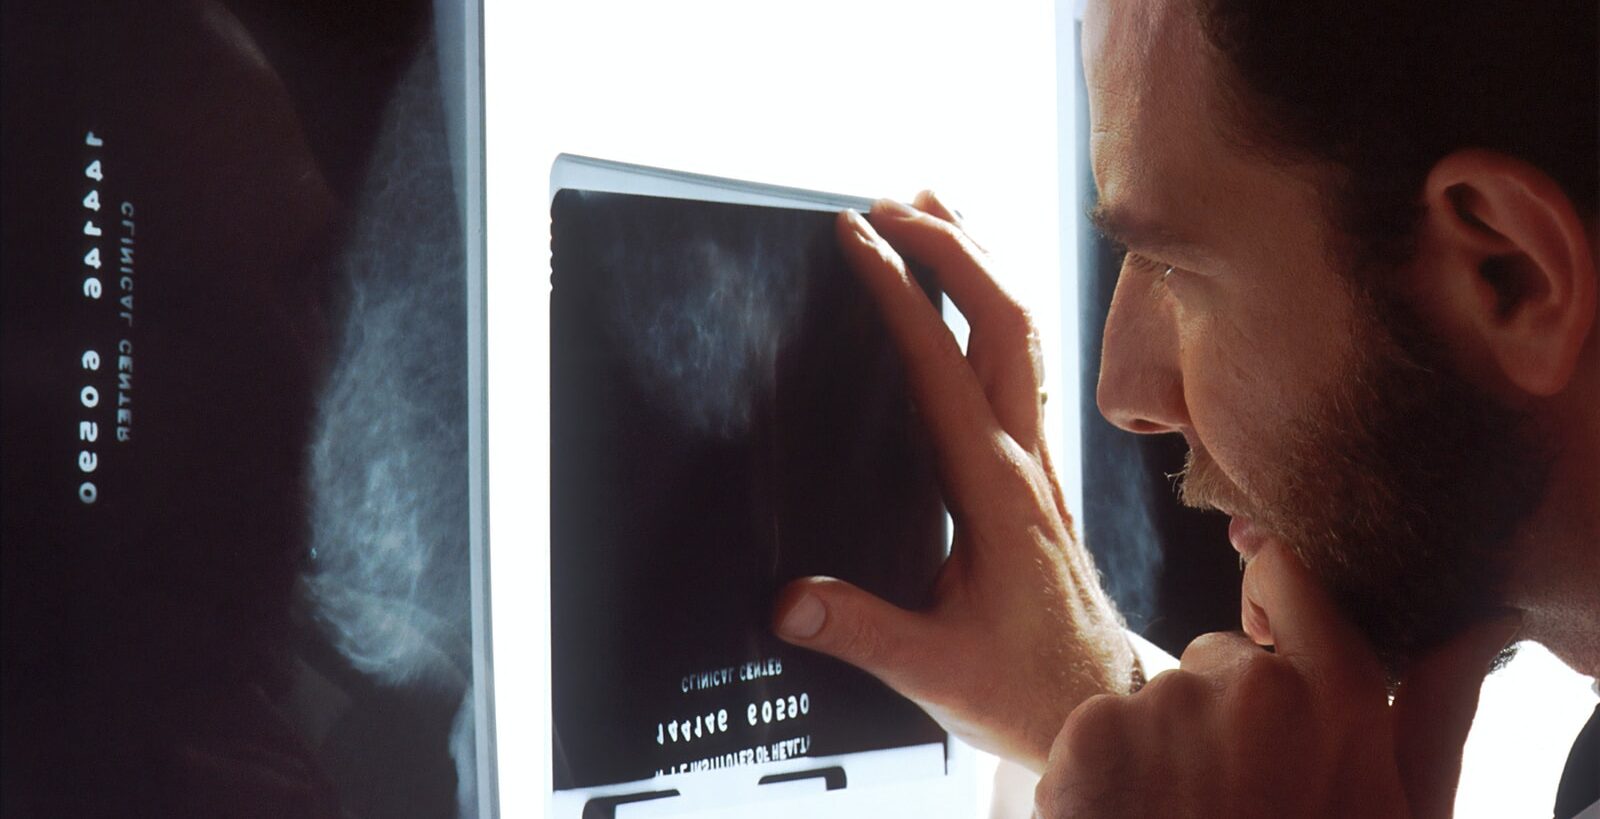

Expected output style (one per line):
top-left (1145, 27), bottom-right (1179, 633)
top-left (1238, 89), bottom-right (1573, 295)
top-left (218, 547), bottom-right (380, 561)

top-left (1083, 0), bottom-right (1544, 671)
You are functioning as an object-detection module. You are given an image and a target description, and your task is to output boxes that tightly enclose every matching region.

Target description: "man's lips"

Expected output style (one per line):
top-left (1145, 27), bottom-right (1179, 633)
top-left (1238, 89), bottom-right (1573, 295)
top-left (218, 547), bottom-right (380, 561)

top-left (1227, 515), bottom-right (1268, 561)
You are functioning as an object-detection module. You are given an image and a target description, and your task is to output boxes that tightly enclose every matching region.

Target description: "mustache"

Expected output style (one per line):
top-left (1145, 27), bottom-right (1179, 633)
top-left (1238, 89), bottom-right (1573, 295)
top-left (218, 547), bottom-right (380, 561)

top-left (1173, 443), bottom-right (1253, 516)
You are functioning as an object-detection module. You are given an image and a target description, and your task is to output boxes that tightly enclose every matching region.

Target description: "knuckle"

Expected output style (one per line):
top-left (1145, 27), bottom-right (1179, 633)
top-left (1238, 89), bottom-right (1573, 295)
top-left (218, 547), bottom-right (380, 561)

top-left (1185, 630), bottom-right (1239, 654)
top-left (1137, 669), bottom-right (1208, 708)
top-left (1230, 655), bottom-right (1308, 712)
top-left (1047, 694), bottom-right (1130, 798)
top-left (1033, 770), bottom-right (1080, 818)
top-left (986, 302), bottom-right (1034, 346)
top-left (928, 216), bottom-right (978, 259)
top-left (1179, 631), bottom-right (1247, 666)
top-left (1056, 693), bottom-right (1125, 755)
top-left (835, 612), bottom-right (891, 668)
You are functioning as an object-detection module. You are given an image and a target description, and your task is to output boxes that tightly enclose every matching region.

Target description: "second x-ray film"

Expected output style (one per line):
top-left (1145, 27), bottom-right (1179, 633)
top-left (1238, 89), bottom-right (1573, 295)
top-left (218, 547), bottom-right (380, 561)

top-left (1, 2), bottom-right (494, 816)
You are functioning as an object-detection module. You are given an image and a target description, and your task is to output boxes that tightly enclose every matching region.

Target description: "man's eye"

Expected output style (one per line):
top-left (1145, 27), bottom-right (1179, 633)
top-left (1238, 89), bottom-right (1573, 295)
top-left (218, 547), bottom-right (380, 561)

top-left (1125, 251), bottom-right (1174, 281)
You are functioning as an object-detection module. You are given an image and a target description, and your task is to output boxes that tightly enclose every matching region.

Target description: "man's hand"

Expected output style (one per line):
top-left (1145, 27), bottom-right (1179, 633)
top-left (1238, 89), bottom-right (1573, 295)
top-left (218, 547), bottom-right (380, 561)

top-left (1035, 540), bottom-right (1520, 818)
top-left (771, 193), bottom-right (1134, 771)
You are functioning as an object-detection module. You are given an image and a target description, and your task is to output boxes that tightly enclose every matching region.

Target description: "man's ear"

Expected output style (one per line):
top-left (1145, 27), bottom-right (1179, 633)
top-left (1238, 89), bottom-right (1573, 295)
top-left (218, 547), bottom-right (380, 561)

top-left (1416, 149), bottom-right (1597, 397)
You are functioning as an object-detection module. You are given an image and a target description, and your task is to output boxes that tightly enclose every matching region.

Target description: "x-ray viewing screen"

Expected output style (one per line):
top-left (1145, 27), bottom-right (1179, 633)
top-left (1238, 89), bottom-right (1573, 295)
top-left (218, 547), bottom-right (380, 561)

top-left (1, 1), bottom-right (494, 817)
top-left (550, 186), bottom-right (950, 796)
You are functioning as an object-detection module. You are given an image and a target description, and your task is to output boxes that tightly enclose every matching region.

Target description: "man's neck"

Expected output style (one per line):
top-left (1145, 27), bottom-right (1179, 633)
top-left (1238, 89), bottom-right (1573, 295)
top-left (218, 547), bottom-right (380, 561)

top-left (1510, 385), bottom-right (1600, 679)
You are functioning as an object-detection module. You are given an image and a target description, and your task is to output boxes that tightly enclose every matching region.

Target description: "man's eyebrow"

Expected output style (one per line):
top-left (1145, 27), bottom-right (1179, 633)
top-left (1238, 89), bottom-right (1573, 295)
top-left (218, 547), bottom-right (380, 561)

top-left (1087, 203), bottom-right (1206, 260)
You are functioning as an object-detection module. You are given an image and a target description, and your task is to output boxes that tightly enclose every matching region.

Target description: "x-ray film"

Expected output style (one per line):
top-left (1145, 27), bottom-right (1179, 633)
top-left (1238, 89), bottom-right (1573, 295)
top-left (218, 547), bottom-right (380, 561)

top-left (1, 2), bottom-right (494, 817)
top-left (549, 155), bottom-right (970, 816)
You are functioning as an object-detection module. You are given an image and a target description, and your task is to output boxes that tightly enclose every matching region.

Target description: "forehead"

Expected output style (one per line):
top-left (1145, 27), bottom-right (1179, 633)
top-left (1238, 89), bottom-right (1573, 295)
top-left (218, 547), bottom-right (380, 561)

top-left (1081, 0), bottom-right (1340, 272)
top-left (1083, 0), bottom-right (1209, 112)
top-left (1082, 0), bottom-right (1220, 230)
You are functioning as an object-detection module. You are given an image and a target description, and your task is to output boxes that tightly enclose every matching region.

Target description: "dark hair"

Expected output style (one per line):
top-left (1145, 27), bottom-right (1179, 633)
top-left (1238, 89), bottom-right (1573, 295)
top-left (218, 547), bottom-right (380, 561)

top-left (1198, 1), bottom-right (1598, 275)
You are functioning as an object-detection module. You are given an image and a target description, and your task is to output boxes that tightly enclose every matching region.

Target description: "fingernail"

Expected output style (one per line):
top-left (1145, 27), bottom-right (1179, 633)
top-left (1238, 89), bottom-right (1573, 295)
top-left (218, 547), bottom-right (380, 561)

top-left (1242, 595), bottom-right (1273, 646)
top-left (873, 198), bottom-right (917, 219)
top-left (777, 594), bottom-right (827, 640)
top-left (843, 208), bottom-right (872, 238)
top-left (923, 189), bottom-right (962, 220)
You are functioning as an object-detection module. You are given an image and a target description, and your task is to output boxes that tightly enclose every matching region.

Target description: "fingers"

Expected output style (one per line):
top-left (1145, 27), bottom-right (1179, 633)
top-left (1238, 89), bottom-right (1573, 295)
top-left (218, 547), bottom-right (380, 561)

top-left (912, 189), bottom-right (960, 221)
top-left (836, 211), bottom-right (1013, 508)
top-left (866, 198), bottom-right (1046, 452)
top-left (1240, 540), bottom-right (1382, 690)
top-left (912, 189), bottom-right (982, 252)
top-left (1392, 611), bottom-right (1521, 819)
top-left (870, 198), bottom-right (1014, 329)
top-left (772, 576), bottom-right (938, 703)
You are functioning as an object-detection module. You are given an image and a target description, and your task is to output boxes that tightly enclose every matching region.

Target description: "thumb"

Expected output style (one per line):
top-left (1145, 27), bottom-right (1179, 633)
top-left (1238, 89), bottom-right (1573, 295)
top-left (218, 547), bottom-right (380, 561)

top-left (773, 576), bottom-right (935, 701)
top-left (1391, 610), bottom-right (1522, 819)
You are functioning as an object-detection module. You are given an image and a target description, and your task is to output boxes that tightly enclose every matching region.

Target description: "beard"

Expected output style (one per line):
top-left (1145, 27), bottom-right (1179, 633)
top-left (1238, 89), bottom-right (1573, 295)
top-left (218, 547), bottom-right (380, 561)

top-left (1177, 287), bottom-right (1551, 677)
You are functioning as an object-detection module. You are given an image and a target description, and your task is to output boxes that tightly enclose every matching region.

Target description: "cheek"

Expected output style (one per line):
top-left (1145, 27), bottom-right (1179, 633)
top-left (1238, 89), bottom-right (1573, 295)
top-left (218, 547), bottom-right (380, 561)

top-left (1179, 339), bottom-right (1280, 503)
top-left (1171, 296), bottom-right (1332, 505)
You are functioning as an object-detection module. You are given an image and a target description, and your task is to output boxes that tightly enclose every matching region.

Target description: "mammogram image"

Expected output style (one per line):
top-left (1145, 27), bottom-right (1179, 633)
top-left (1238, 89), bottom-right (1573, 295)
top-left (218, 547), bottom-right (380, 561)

top-left (550, 190), bottom-right (948, 790)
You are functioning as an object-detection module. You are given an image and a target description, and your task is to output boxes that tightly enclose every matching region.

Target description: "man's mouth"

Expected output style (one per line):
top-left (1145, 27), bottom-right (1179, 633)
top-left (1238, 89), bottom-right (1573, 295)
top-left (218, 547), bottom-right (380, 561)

top-left (1177, 443), bottom-right (1262, 554)
top-left (1180, 445), bottom-right (1276, 642)
top-left (1227, 515), bottom-right (1268, 562)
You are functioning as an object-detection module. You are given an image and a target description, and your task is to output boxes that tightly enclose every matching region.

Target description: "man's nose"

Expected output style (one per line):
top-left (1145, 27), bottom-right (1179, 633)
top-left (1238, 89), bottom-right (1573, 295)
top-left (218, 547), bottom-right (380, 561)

top-left (1096, 263), bottom-right (1188, 435)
